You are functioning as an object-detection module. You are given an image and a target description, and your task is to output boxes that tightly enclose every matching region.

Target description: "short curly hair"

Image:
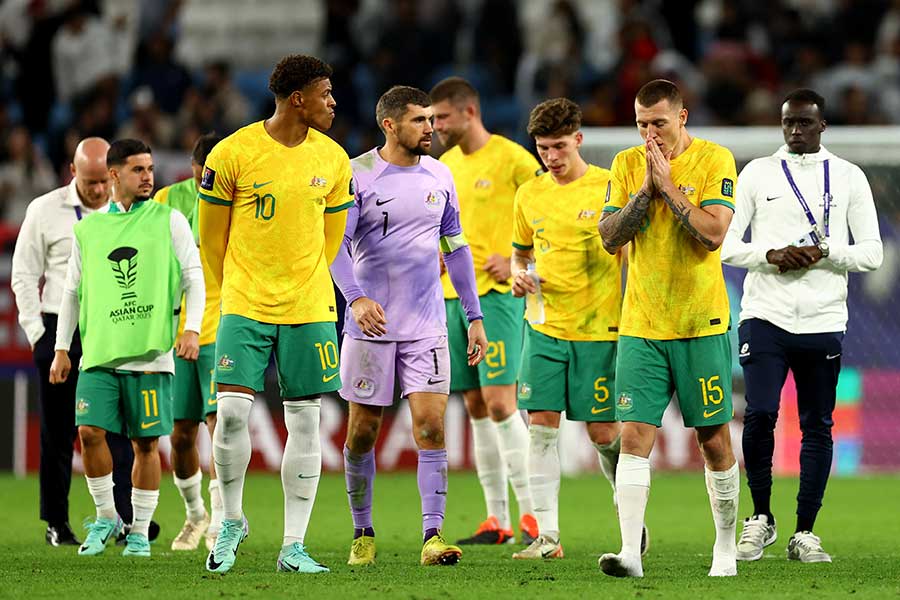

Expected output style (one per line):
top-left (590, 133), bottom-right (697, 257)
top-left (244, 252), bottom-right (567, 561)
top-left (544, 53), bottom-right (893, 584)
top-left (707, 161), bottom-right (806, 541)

top-left (268, 55), bottom-right (333, 99)
top-left (527, 98), bottom-right (582, 138)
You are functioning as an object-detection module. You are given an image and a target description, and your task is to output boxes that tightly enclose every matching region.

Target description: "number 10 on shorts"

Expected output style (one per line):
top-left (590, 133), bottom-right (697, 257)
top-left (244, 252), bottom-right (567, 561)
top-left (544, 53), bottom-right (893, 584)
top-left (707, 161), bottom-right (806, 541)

top-left (698, 376), bottom-right (724, 405)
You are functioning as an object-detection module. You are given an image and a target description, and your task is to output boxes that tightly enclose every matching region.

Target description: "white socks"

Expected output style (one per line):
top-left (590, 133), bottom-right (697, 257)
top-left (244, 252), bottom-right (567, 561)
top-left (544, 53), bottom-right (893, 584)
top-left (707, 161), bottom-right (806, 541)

top-left (616, 453), bottom-right (651, 558)
top-left (496, 412), bottom-right (533, 517)
top-left (173, 469), bottom-right (206, 522)
top-left (281, 398), bottom-right (322, 546)
top-left (471, 417), bottom-right (510, 527)
top-left (705, 463), bottom-right (739, 576)
top-left (528, 424), bottom-right (560, 542)
top-left (593, 435), bottom-right (621, 494)
top-left (86, 473), bottom-right (117, 520)
top-left (209, 478), bottom-right (224, 533)
top-left (213, 392), bottom-right (254, 520)
top-left (131, 488), bottom-right (159, 537)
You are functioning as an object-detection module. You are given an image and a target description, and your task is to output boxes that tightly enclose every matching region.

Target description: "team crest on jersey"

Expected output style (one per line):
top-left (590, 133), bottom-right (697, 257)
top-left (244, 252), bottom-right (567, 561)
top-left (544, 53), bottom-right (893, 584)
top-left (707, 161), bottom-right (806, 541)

top-left (518, 382), bottom-right (532, 400)
top-left (617, 392), bottom-right (633, 411)
top-left (425, 191), bottom-right (441, 209)
top-left (200, 166), bottom-right (216, 191)
top-left (354, 377), bottom-right (375, 399)
top-left (678, 184), bottom-right (696, 195)
top-left (577, 209), bottom-right (597, 220)
top-left (76, 398), bottom-right (90, 415)
top-left (722, 178), bottom-right (734, 198)
top-left (310, 176), bottom-right (328, 188)
top-left (218, 355), bottom-right (235, 372)
top-left (475, 179), bottom-right (491, 189)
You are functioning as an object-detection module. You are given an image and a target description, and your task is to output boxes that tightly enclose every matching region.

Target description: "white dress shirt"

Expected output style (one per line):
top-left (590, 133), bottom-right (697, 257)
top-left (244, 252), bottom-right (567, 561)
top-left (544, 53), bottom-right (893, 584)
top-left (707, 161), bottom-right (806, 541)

top-left (721, 144), bottom-right (883, 334)
top-left (54, 200), bottom-right (205, 373)
top-left (11, 180), bottom-right (103, 347)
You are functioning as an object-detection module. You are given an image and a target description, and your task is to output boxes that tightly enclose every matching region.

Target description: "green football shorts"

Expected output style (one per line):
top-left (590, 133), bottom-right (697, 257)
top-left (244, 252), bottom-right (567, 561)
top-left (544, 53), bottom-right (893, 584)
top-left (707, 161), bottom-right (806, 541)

top-left (215, 315), bottom-right (341, 398)
top-left (75, 368), bottom-right (173, 438)
top-left (614, 333), bottom-right (733, 428)
top-left (516, 325), bottom-right (617, 422)
top-left (173, 343), bottom-right (217, 421)
top-left (446, 291), bottom-right (524, 392)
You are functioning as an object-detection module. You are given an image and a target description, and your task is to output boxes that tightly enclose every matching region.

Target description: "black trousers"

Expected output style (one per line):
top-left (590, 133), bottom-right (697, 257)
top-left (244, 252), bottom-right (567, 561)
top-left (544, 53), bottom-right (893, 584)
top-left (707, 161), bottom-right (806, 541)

top-left (738, 318), bottom-right (843, 528)
top-left (34, 314), bottom-right (135, 525)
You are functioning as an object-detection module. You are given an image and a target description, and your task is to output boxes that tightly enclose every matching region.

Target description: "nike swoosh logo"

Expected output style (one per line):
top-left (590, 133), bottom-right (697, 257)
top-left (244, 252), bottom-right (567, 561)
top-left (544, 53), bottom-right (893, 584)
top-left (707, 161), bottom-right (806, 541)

top-left (703, 408), bottom-right (725, 419)
top-left (208, 556), bottom-right (224, 570)
top-left (375, 197), bottom-right (395, 206)
top-left (532, 218), bottom-right (545, 225)
top-left (486, 370), bottom-right (506, 379)
top-left (435, 490), bottom-right (447, 495)
top-left (826, 354), bottom-right (841, 360)
top-left (252, 181), bottom-right (273, 189)
top-left (591, 406), bottom-right (612, 414)
top-left (766, 196), bottom-right (781, 202)
top-left (297, 474), bottom-right (319, 479)
top-left (427, 378), bottom-right (445, 385)
top-left (141, 420), bottom-right (160, 430)
top-left (322, 373), bottom-right (339, 383)
top-left (208, 398), bottom-right (217, 405)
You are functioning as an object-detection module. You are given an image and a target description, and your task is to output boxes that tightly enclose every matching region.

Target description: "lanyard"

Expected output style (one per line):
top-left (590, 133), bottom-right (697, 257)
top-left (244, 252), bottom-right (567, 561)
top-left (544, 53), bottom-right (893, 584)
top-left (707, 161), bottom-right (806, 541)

top-left (780, 159), bottom-right (830, 243)
top-left (74, 206), bottom-right (83, 221)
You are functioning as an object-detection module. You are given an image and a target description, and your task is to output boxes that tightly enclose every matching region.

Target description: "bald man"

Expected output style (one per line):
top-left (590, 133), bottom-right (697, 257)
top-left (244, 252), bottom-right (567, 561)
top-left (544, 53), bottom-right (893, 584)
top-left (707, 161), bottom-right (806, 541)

top-left (12, 138), bottom-right (141, 546)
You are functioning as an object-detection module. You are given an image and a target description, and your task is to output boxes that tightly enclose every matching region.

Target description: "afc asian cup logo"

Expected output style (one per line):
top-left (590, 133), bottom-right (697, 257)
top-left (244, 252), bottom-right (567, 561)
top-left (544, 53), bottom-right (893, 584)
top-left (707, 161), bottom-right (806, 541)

top-left (107, 247), bottom-right (138, 300)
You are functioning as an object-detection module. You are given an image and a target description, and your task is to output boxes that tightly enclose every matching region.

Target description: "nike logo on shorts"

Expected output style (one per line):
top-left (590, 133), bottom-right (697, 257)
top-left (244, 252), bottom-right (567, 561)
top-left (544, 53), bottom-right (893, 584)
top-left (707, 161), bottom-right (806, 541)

top-left (486, 370), bottom-right (506, 379)
top-left (427, 377), bottom-right (445, 385)
top-left (591, 406), bottom-right (612, 415)
top-left (141, 420), bottom-right (160, 430)
top-left (703, 408), bottom-right (725, 419)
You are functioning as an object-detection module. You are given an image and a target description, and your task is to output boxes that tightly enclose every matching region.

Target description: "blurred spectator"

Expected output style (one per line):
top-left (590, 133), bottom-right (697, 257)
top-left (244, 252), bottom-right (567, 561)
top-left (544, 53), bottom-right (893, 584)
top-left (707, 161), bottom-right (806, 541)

top-left (201, 61), bottom-right (251, 132)
top-left (472, 0), bottom-right (523, 94)
top-left (116, 87), bottom-right (175, 149)
top-left (0, 126), bottom-right (57, 224)
top-left (52, 5), bottom-right (118, 103)
top-left (130, 35), bottom-right (192, 114)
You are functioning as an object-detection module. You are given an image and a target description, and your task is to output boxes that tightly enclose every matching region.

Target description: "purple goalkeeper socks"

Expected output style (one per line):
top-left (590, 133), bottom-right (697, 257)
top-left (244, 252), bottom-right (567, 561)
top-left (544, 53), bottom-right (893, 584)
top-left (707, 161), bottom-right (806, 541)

top-left (344, 447), bottom-right (375, 531)
top-left (417, 448), bottom-right (448, 535)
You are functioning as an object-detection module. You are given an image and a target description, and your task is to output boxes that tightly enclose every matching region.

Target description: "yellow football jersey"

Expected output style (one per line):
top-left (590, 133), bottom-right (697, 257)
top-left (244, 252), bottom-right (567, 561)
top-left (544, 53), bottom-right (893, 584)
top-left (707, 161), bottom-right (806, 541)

top-left (154, 182), bottom-right (221, 345)
top-left (440, 135), bottom-right (541, 298)
top-left (512, 165), bottom-right (622, 341)
top-left (198, 121), bottom-right (353, 324)
top-left (604, 137), bottom-right (736, 340)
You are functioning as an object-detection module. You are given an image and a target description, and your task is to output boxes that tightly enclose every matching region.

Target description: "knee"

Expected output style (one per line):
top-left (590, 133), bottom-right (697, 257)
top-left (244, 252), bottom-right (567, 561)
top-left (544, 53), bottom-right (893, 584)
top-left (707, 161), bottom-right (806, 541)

top-left (78, 425), bottom-right (106, 448)
top-left (133, 437), bottom-right (158, 455)
top-left (588, 422), bottom-right (620, 446)
top-left (413, 416), bottom-right (445, 447)
top-left (170, 423), bottom-right (197, 453)
top-left (348, 415), bottom-right (380, 452)
top-left (217, 400), bottom-right (250, 432)
top-left (698, 428), bottom-right (733, 463)
top-left (744, 407), bottom-right (778, 430)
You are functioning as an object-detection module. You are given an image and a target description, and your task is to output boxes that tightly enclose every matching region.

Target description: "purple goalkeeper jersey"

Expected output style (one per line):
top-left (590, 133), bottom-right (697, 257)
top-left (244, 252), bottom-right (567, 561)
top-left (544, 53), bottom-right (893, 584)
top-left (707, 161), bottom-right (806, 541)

top-left (338, 148), bottom-right (463, 342)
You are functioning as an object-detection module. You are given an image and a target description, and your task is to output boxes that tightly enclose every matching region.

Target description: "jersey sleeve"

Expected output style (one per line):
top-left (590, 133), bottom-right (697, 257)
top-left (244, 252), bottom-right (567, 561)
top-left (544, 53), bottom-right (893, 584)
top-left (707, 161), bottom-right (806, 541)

top-left (197, 143), bottom-right (236, 206)
top-left (439, 181), bottom-right (464, 248)
top-left (511, 186), bottom-right (533, 250)
top-left (325, 152), bottom-right (354, 213)
top-left (699, 147), bottom-right (738, 211)
top-left (604, 152), bottom-right (629, 213)
top-left (512, 146), bottom-right (543, 188)
top-left (153, 185), bottom-right (170, 205)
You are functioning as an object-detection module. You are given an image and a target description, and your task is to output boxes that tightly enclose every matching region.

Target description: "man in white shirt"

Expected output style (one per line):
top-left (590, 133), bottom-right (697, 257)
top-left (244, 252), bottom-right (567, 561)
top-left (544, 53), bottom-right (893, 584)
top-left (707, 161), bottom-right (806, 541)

top-left (49, 139), bottom-right (205, 558)
top-left (721, 89), bottom-right (883, 565)
top-left (11, 137), bottom-right (140, 546)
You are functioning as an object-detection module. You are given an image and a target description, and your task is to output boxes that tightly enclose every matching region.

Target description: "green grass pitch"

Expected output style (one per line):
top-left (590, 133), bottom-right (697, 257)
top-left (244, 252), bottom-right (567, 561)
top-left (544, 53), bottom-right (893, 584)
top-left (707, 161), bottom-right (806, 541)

top-left (2, 472), bottom-right (898, 598)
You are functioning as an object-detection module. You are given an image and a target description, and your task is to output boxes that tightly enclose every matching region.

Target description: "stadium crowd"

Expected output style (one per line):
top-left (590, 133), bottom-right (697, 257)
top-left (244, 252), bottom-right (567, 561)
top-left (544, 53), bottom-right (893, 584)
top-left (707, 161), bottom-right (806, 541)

top-left (2, 0), bottom-right (900, 227)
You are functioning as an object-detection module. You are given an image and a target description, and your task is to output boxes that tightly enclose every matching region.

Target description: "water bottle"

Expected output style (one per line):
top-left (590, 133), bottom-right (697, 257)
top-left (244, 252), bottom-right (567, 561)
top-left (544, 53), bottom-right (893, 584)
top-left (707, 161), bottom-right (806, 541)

top-left (524, 263), bottom-right (545, 325)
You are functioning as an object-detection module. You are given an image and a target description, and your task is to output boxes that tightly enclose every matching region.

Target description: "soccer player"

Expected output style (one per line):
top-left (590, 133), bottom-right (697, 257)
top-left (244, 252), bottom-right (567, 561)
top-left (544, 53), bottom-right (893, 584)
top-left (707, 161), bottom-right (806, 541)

top-left (154, 133), bottom-right (224, 551)
top-left (331, 85), bottom-right (488, 567)
top-left (506, 98), bottom-right (624, 560)
top-left (199, 55), bottom-right (353, 574)
top-left (597, 79), bottom-right (740, 578)
top-left (429, 77), bottom-right (540, 546)
top-left (49, 139), bottom-right (204, 558)
top-left (722, 89), bottom-right (882, 563)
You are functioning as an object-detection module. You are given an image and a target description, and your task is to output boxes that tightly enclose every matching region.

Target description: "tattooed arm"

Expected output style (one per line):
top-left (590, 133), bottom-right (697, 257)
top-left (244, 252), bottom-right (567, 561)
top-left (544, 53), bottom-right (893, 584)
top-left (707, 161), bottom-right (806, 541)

top-left (646, 138), bottom-right (733, 251)
top-left (598, 190), bottom-right (652, 255)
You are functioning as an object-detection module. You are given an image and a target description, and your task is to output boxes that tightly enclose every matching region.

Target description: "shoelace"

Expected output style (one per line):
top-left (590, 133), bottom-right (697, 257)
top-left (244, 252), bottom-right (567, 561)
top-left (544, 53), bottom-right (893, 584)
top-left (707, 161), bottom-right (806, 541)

top-left (284, 542), bottom-right (309, 561)
top-left (794, 533), bottom-right (823, 551)
top-left (174, 521), bottom-right (200, 543)
top-left (739, 519), bottom-right (769, 545)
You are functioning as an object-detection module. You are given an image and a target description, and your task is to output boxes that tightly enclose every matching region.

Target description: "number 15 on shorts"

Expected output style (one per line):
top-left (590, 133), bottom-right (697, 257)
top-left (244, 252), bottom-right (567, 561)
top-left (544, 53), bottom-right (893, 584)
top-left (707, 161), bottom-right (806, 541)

top-left (698, 375), bottom-right (724, 419)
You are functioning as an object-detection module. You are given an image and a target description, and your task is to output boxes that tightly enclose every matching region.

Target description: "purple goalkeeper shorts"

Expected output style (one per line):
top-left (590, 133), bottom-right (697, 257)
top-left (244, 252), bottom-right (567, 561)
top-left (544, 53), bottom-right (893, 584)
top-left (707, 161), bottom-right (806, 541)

top-left (339, 335), bottom-right (451, 406)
